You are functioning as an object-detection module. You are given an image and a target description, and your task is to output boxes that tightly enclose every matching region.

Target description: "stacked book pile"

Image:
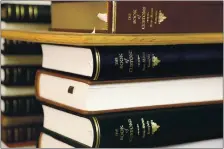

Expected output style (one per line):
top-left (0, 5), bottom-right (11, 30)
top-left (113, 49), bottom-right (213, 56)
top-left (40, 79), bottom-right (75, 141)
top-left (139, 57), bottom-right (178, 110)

top-left (1, 1), bottom-right (51, 147)
top-left (34, 1), bottom-right (223, 148)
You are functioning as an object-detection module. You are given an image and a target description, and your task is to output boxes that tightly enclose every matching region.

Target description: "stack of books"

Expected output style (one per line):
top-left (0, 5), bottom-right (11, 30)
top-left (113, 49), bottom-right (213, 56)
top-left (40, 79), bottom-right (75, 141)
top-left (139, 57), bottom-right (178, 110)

top-left (35, 1), bottom-right (223, 148)
top-left (1, 1), bottom-right (51, 147)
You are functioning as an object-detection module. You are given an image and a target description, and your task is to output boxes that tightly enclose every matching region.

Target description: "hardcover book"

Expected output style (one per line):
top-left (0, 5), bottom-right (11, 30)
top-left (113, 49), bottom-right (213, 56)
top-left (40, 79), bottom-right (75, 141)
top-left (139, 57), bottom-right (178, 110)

top-left (51, 1), bottom-right (223, 33)
top-left (36, 69), bottom-right (222, 114)
top-left (40, 103), bottom-right (223, 147)
top-left (41, 44), bottom-right (223, 81)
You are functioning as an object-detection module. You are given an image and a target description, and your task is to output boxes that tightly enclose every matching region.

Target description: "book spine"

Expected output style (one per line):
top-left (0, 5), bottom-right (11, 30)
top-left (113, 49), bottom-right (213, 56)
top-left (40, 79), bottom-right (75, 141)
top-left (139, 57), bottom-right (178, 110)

top-left (112, 1), bottom-right (223, 33)
top-left (1, 96), bottom-right (43, 116)
top-left (90, 103), bottom-right (223, 147)
top-left (1, 39), bottom-right (42, 55)
top-left (92, 44), bottom-right (223, 80)
top-left (1, 4), bottom-right (51, 23)
top-left (1, 66), bottom-right (41, 86)
top-left (2, 124), bottom-right (42, 143)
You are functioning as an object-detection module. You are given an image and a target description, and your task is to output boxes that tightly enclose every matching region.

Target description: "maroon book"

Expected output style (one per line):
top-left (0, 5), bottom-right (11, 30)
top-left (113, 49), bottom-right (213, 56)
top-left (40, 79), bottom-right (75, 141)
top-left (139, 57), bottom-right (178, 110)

top-left (51, 1), bottom-right (223, 33)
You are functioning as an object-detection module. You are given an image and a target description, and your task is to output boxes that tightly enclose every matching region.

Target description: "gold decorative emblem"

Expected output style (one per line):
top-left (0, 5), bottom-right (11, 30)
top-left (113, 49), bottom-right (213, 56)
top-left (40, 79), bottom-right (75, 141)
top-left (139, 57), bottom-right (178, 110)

top-left (158, 10), bottom-right (167, 24)
top-left (152, 55), bottom-right (161, 67)
top-left (151, 120), bottom-right (160, 134)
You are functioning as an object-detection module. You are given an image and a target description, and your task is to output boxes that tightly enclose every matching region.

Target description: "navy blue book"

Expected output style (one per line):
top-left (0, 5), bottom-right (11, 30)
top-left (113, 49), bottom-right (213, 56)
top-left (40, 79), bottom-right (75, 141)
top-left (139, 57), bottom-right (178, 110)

top-left (40, 103), bottom-right (223, 148)
top-left (41, 43), bottom-right (223, 81)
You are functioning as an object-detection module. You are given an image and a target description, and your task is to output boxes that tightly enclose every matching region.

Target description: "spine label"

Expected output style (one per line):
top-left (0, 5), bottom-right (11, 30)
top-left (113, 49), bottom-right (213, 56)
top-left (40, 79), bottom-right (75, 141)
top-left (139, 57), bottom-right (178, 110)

top-left (94, 104), bottom-right (223, 147)
top-left (114, 1), bottom-right (223, 33)
top-left (114, 118), bottom-right (159, 143)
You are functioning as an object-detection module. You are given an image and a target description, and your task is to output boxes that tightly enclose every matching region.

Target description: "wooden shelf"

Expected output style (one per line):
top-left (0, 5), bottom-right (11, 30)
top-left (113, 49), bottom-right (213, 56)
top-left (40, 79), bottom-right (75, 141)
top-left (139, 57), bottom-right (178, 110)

top-left (1, 29), bottom-right (223, 46)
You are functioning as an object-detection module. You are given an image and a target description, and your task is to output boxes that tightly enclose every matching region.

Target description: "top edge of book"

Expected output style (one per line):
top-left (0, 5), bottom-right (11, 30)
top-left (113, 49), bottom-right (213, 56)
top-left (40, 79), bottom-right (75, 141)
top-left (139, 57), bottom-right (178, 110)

top-left (1, 29), bottom-right (223, 46)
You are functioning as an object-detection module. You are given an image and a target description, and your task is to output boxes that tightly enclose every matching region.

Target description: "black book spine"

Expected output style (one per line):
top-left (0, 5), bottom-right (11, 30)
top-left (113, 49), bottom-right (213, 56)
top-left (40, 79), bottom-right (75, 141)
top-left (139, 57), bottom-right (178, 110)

top-left (92, 44), bottom-right (223, 81)
top-left (89, 103), bottom-right (222, 147)
top-left (1, 65), bottom-right (41, 86)
top-left (2, 124), bottom-right (42, 143)
top-left (1, 96), bottom-right (43, 116)
top-left (1, 4), bottom-right (51, 23)
top-left (1, 39), bottom-right (42, 55)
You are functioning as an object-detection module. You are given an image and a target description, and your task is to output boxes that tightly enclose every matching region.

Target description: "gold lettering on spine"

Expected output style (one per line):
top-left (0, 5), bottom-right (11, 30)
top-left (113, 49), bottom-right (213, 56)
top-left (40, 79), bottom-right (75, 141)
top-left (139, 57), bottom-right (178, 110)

top-left (115, 129), bottom-right (119, 136)
top-left (114, 57), bottom-right (119, 66)
top-left (114, 119), bottom-right (160, 142)
top-left (93, 48), bottom-right (100, 80)
top-left (7, 5), bottom-right (12, 18)
top-left (154, 10), bottom-right (158, 24)
top-left (141, 7), bottom-right (146, 30)
top-left (147, 54), bottom-right (151, 68)
top-left (146, 120), bottom-right (151, 135)
top-left (119, 125), bottom-right (125, 140)
top-left (93, 117), bottom-right (100, 148)
top-left (20, 6), bottom-right (25, 19)
top-left (127, 7), bottom-right (166, 29)
top-left (128, 119), bottom-right (134, 142)
top-left (34, 6), bottom-right (38, 18)
top-left (29, 6), bottom-right (33, 19)
top-left (141, 118), bottom-right (146, 138)
top-left (16, 5), bottom-right (20, 19)
top-left (150, 8), bottom-right (154, 27)
top-left (132, 9), bottom-right (137, 24)
top-left (119, 53), bottom-right (124, 69)
top-left (137, 124), bottom-right (140, 136)
top-left (137, 55), bottom-right (141, 68)
top-left (128, 50), bottom-right (134, 72)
